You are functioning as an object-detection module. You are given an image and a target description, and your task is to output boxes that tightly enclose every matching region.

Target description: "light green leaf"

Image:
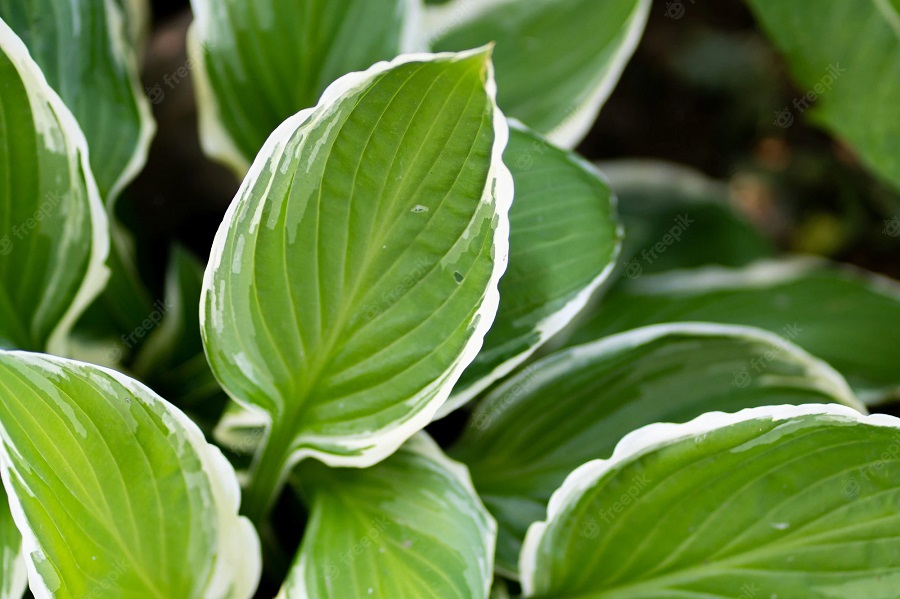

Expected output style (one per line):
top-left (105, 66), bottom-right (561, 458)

top-left (452, 322), bottom-right (864, 576)
top-left (0, 0), bottom-right (155, 204)
top-left (281, 434), bottom-right (495, 598)
top-left (0, 18), bottom-right (109, 355)
top-left (0, 351), bottom-right (260, 599)
top-left (600, 160), bottom-right (774, 276)
top-left (746, 0), bottom-right (900, 191)
top-left (437, 121), bottom-right (621, 417)
top-left (520, 404), bottom-right (900, 598)
top-left (201, 49), bottom-right (513, 518)
top-left (0, 487), bottom-right (25, 599)
top-left (189, 0), bottom-right (424, 173)
top-left (428, 0), bottom-right (650, 148)
top-left (568, 258), bottom-right (900, 405)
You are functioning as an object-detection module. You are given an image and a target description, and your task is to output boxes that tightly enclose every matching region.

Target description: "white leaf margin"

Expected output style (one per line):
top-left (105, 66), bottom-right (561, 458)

top-left (434, 119), bottom-right (622, 419)
top-left (615, 257), bottom-right (900, 404)
top-left (200, 47), bottom-right (514, 469)
top-left (466, 321), bottom-right (867, 435)
top-left (518, 403), bottom-right (900, 596)
top-left (188, 0), bottom-right (427, 176)
top-left (102, 0), bottom-right (156, 208)
top-left (0, 518), bottom-right (26, 599)
top-left (0, 351), bottom-right (261, 599)
top-left (277, 432), bottom-right (498, 599)
top-left (424, 0), bottom-right (652, 149)
top-left (0, 18), bottom-right (111, 357)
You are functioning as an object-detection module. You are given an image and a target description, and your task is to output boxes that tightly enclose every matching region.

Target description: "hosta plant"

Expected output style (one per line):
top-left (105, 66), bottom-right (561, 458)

top-left (0, 0), bottom-right (898, 598)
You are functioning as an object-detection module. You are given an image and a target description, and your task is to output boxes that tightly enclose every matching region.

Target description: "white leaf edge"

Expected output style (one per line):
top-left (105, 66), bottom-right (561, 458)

top-left (0, 501), bottom-right (26, 599)
top-left (424, 0), bottom-right (652, 149)
top-left (188, 0), bottom-right (426, 177)
top-left (621, 256), bottom-right (900, 299)
top-left (519, 402), bottom-right (900, 596)
top-left (0, 351), bottom-right (261, 599)
top-left (277, 432), bottom-right (497, 599)
top-left (615, 256), bottom-right (900, 404)
top-left (434, 119), bottom-right (622, 419)
top-left (0, 18), bottom-right (111, 357)
top-left (596, 158), bottom-right (732, 206)
top-left (102, 0), bottom-right (156, 208)
top-left (468, 321), bottom-right (866, 432)
top-left (200, 47), bottom-right (514, 469)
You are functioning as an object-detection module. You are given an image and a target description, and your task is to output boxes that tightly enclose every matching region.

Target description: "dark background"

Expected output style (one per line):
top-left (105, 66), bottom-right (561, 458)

top-left (123, 0), bottom-right (900, 300)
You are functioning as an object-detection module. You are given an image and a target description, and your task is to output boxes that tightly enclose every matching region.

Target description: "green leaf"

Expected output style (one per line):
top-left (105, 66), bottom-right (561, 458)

top-left (452, 323), bottom-right (864, 576)
top-left (437, 121), bottom-right (621, 417)
top-left (0, 0), bottom-right (155, 204)
top-left (0, 486), bottom-right (25, 599)
top-left (0, 19), bottom-right (110, 354)
top-left (567, 258), bottom-right (900, 405)
top-left (281, 434), bottom-right (495, 598)
top-left (601, 160), bottom-right (774, 276)
top-left (200, 49), bottom-right (513, 518)
top-left (189, 0), bottom-right (424, 173)
top-left (0, 351), bottom-right (260, 599)
top-left (428, 0), bottom-right (650, 148)
top-left (520, 404), bottom-right (900, 598)
top-left (745, 0), bottom-right (900, 191)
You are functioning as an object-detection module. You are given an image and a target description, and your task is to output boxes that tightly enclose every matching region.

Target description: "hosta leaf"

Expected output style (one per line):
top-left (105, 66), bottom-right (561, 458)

top-left (520, 404), bottom-right (900, 598)
top-left (428, 0), bottom-right (650, 148)
top-left (567, 258), bottom-right (900, 404)
top-left (0, 351), bottom-right (260, 599)
top-left (746, 0), bottom-right (900, 191)
top-left (452, 323), bottom-right (863, 576)
top-left (200, 50), bottom-right (513, 516)
top-left (281, 434), bottom-right (495, 598)
top-left (189, 0), bottom-right (424, 173)
top-left (0, 487), bottom-right (25, 599)
top-left (601, 160), bottom-right (774, 276)
top-left (437, 121), bottom-right (621, 417)
top-left (0, 0), bottom-right (155, 203)
top-left (0, 19), bottom-right (109, 354)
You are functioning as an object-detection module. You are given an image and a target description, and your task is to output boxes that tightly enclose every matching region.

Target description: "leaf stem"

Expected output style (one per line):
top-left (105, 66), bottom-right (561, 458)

top-left (242, 417), bottom-right (294, 525)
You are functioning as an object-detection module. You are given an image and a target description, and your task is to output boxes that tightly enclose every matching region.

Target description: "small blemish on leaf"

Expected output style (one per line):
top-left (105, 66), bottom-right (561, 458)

top-left (453, 271), bottom-right (464, 284)
top-left (411, 204), bottom-right (429, 213)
